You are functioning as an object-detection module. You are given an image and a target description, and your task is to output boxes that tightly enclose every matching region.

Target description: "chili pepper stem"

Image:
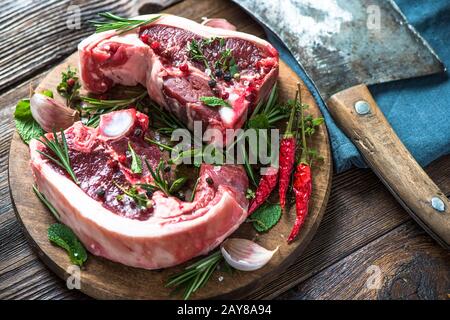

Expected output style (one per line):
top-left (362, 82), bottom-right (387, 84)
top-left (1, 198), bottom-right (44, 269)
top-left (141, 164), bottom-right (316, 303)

top-left (297, 83), bottom-right (308, 164)
top-left (283, 90), bottom-right (298, 138)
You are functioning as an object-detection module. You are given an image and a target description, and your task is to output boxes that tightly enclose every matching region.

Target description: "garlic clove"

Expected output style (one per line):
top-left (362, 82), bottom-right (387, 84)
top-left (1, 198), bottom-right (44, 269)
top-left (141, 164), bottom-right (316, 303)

top-left (220, 238), bottom-right (279, 271)
top-left (30, 93), bottom-right (79, 132)
top-left (201, 18), bottom-right (237, 31)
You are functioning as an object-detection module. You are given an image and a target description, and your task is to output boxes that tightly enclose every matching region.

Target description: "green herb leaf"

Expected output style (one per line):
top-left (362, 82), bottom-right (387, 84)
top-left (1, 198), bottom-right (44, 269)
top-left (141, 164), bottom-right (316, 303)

top-left (114, 183), bottom-right (150, 209)
top-left (312, 117), bottom-right (324, 126)
top-left (48, 223), bottom-right (87, 267)
top-left (187, 39), bottom-right (209, 69)
top-left (128, 142), bottom-right (142, 174)
top-left (251, 203), bottom-right (282, 233)
top-left (247, 114), bottom-right (270, 130)
top-left (200, 96), bottom-right (231, 108)
top-left (169, 177), bottom-right (188, 194)
top-left (229, 57), bottom-right (239, 75)
top-left (57, 66), bottom-right (81, 109)
top-left (41, 89), bottom-right (54, 98)
top-left (14, 98), bottom-right (45, 144)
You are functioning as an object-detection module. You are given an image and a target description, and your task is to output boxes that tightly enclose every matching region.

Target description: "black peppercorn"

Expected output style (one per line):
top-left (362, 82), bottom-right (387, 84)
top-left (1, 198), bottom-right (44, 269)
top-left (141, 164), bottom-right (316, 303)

top-left (214, 69), bottom-right (223, 78)
top-left (178, 192), bottom-right (185, 201)
top-left (96, 188), bottom-right (105, 197)
top-left (146, 190), bottom-right (153, 198)
top-left (164, 166), bottom-right (171, 173)
top-left (223, 72), bottom-right (232, 82)
top-left (134, 128), bottom-right (142, 136)
top-left (206, 176), bottom-right (214, 185)
top-left (208, 79), bottom-right (217, 88)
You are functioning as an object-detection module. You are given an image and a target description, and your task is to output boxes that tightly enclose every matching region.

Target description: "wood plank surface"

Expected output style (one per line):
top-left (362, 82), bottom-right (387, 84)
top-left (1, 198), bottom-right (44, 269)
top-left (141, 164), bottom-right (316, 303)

top-left (0, 0), bottom-right (448, 300)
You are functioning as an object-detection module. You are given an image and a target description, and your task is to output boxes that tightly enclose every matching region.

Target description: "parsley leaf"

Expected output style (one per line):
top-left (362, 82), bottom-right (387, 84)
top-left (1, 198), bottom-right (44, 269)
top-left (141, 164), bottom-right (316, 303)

top-left (250, 203), bottom-right (282, 233)
top-left (14, 98), bottom-right (45, 144)
top-left (48, 223), bottom-right (88, 267)
top-left (128, 142), bottom-right (142, 174)
top-left (200, 96), bottom-right (231, 108)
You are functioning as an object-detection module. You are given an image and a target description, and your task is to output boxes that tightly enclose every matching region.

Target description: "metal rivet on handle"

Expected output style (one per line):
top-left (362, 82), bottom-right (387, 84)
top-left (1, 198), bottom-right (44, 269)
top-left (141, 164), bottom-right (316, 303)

top-left (354, 100), bottom-right (371, 115)
top-left (431, 197), bottom-right (445, 212)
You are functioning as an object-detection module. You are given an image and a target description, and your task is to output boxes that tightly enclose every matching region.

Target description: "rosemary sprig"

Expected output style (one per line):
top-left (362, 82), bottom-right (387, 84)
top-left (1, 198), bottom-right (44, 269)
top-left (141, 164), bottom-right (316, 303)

top-left (81, 91), bottom-right (147, 111)
top-left (90, 12), bottom-right (160, 34)
top-left (138, 159), bottom-right (188, 197)
top-left (145, 101), bottom-right (186, 135)
top-left (142, 159), bottom-right (172, 196)
top-left (33, 185), bottom-right (60, 220)
top-left (166, 250), bottom-right (224, 300)
top-left (82, 90), bottom-right (147, 127)
top-left (37, 130), bottom-right (78, 184)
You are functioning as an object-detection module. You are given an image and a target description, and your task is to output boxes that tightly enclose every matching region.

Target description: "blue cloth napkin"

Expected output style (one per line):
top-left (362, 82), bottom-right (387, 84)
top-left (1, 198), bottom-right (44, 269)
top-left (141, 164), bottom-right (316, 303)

top-left (267, 0), bottom-right (450, 173)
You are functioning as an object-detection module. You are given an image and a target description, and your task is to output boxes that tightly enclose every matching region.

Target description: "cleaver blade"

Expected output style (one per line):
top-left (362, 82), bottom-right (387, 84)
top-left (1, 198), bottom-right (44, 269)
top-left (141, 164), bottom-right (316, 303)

top-left (231, 0), bottom-right (445, 100)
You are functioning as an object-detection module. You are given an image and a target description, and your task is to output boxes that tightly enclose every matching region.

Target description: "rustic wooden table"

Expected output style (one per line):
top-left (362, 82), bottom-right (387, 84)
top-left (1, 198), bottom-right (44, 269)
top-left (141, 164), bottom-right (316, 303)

top-left (0, 0), bottom-right (448, 300)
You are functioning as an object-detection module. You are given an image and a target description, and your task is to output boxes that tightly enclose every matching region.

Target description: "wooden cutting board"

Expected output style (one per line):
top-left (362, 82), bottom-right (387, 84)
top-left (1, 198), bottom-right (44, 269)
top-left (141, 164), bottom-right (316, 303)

top-left (8, 3), bottom-right (332, 300)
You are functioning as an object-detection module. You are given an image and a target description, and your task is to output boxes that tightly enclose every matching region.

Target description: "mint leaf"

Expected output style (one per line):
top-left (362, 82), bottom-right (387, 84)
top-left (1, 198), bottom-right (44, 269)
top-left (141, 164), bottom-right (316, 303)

top-left (14, 99), bottom-right (32, 119)
top-left (48, 223), bottom-right (87, 267)
top-left (128, 142), bottom-right (142, 174)
top-left (247, 114), bottom-right (270, 130)
top-left (14, 98), bottom-right (44, 144)
top-left (200, 96), bottom-right (231, 108)
top-left (251, 203), bottom-right (282, 233)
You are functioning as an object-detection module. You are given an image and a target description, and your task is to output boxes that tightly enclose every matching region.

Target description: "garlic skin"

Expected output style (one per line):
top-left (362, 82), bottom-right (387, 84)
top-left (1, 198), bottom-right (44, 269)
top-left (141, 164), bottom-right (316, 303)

top-left (220, 238), bottom-right (279, 271)
top-left (30, 93), bottom-right (79, 132)
top-left (201, 18), bottom-right (237, 31)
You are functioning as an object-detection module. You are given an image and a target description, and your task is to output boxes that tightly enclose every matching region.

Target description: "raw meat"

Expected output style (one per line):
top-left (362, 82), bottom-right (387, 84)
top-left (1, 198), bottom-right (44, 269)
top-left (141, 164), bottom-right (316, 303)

top-left (78, 14), bottom-right (279, 138)
top-left (29, 109), bottom-right (249, 269)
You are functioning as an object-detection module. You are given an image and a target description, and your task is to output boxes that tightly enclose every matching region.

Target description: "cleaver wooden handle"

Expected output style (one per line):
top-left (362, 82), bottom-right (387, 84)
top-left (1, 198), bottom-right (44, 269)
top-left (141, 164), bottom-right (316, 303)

top-left (327, 84), bottom-right (450, 249)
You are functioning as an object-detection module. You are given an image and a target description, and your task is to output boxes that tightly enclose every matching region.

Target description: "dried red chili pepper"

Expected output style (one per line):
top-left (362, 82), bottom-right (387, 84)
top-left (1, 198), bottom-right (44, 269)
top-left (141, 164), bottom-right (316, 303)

top-left (288, 163), bottom-right (312, 242)
top-left (279, 92), bottom-right (298, 213)
top-left (288, 83), bottom-right (313, 243)
top-left (248, 166), bottom-right (278, 215)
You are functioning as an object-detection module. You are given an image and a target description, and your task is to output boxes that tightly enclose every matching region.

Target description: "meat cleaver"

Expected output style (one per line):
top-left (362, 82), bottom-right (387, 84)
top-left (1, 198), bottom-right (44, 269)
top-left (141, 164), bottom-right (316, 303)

top-left (232, 0), bottom-right (450, 248)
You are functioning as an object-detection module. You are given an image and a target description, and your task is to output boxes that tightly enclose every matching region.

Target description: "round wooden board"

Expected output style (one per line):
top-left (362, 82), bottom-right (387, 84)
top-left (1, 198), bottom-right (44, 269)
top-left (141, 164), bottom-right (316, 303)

top-left (9, 52), bottom-right (332, 300)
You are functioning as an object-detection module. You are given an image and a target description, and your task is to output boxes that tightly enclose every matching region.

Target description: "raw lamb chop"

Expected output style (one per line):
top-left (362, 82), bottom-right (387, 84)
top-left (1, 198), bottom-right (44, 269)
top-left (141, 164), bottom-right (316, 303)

top-left (78, 14), bottom-right (279, 138)
top-left (30, 109), bottom-right (249, 269)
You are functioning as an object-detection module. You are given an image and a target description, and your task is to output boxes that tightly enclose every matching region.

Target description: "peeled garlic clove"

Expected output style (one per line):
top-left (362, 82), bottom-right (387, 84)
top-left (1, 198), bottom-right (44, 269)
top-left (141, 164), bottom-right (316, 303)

top-left (30, 93), bottom-right (79, 132)
top-left (220, 238), bottom-right (279, 271)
